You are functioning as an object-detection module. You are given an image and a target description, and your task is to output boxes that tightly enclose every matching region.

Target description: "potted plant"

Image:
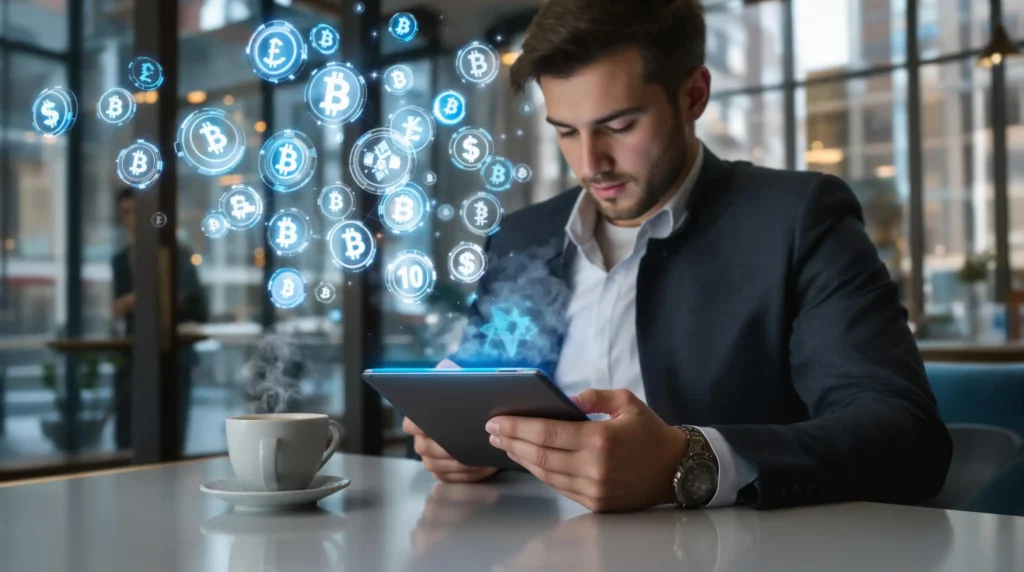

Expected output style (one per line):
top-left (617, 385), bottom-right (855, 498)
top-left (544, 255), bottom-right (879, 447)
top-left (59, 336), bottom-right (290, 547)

top-left (39, 355), bottom-right (111, 451)
top-left (956, 252), bottom-right (996, 340)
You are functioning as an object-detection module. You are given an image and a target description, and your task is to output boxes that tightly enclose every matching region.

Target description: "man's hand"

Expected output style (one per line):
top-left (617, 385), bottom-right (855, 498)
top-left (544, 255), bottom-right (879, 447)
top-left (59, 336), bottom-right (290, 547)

top-left (486, 388), bottom-right (688, 512)
top-left (402, 359), bottom-right (499, 483)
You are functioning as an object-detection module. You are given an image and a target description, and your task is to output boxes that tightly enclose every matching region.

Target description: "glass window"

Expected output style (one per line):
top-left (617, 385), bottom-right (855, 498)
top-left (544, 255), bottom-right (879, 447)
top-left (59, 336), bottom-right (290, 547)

top-left (794, 0), bottom-right (907, 80)
top-left (2, 0), bottom-right (69, 52)
top-left (1006, 59), bottom-right (1024, 302)
top-left (917, 0), bottom-right (990, 59)
top-left (704, 0), bottom-right (785, 91)
top-left (699, 90), bottom-right (787, 169)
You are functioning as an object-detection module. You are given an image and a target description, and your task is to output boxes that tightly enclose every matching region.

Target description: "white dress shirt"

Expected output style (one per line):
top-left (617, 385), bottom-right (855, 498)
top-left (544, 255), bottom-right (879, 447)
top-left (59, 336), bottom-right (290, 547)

top-left (553, 145), bottom-right (758, 507)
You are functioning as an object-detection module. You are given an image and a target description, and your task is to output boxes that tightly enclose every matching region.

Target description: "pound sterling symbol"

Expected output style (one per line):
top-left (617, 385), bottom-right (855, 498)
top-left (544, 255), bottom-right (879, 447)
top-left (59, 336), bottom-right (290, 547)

top-left (263, 37), bottom-right (286, 68)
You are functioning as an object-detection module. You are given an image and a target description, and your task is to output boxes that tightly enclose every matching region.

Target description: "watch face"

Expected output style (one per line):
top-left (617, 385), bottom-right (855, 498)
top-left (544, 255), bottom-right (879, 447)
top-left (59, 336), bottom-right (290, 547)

top-left (678, 459), bottom-right (717, 505)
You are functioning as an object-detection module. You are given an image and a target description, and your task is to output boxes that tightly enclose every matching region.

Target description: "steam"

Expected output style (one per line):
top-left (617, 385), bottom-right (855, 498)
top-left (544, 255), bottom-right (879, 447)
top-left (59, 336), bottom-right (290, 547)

top-left (242, 335), bottom-right (309, 414)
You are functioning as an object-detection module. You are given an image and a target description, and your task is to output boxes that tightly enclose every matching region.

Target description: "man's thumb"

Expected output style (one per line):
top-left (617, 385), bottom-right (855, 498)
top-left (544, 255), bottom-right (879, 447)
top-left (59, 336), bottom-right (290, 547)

top-left (571, 388), bottom-right (635, 416)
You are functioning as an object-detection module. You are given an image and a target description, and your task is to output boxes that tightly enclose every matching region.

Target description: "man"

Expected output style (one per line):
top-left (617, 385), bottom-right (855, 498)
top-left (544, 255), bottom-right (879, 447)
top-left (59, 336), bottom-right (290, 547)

top-left (112, 188), bottom-right (208, 450)
top-left (403, 0), bottom-right (951, 512)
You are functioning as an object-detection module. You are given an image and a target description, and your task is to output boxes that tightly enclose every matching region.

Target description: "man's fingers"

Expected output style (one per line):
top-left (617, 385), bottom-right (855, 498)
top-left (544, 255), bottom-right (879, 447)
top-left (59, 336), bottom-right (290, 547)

top-left (510, 452), bottom-right (597, 499)
top-left (414, 435), bottom-right (451, 459)
top-left (488, 416), bottom-right (589, 451)
top-left (494, 436), bottom-right (580, 475)
top-left (402, 416), bottom-right (424, 436)
top-left (572, 388), bottom-right (639, 417)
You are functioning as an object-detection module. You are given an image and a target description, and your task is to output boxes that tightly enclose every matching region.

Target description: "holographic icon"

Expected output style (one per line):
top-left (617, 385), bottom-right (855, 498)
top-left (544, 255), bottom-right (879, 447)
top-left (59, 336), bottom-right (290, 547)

top-left (455, 41), bottom-right (500, 87)
top-left (448, 126), bottom-right (493, 171)
top-left (353, 2), bottom-right (365, 14)
top-left (384, 64), bottom-right (414, 95)
top-left (513, 164), bottom-right (533, 183)
top-left (116, 140), bottom-right (163, 190)
top-left (266, 208), bottom-right (312, 257)
top-left (97, 87), bottom-right (136, 127)
top-left (309, 23), bottom-right (340, 55)
top-left (349, 128), bottom-right (416, 194)
top-left (379, 182), bottom-right (429, 235)
top-left (448, 242), bottom-right (487, 283)
top-left (218, 185), bottom-right (264, 230)
top-left (175, 108), bottom-right (246, 176)
top-left (520, 101), bottom-right (536, 116)
top-left (268, 268), bottom-right (307, 309)
top-left (423, 171), bottom-right (437, 186)
top-left (327, 220), bottom-right (377, 272)
top-left (385, 250), bottom-right (437, 304)
top-left (247, 20), bottom-right (308, 83)
top-left (304, 62), bottom-right (366, 126)
top-left (388, 105), bottom-right (435, 153)
top-left (433, 90), bottom-right (467, 126)
top-left (317, 183), bottom-right (356, 221)
top-left (481, 305), bottom-right (539, 358)
top-left (388, 12), bottom-right (418, 42)
top-left (460, 192), bottom-right (503, 236)
top-left (260, 130), bottom-right (318, 193)
top-left (128, 57), bottom-right (164, 91)
top-left (32, 86), bottom-right (78, 137)
top-left (480, 156), bottom-right (516, 192)
top-left (314, 282), bottom-right (337, 304)
top-left (436, 204), bottom-right (455, 221)
top-left (201, 211), bottom-right (230, 239)
top-left (151, 212), bottom-right (168, 228)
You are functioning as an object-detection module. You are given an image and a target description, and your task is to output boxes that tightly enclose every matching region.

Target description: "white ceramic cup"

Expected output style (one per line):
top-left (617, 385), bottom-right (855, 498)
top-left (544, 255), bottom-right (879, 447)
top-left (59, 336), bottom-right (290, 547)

top-left (226, 413), bottom-right (344, 492)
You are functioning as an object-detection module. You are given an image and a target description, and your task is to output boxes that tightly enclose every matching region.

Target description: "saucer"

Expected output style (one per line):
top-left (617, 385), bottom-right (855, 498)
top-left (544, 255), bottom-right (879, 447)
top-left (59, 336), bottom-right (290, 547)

top-left (200, 475), bottom-right (351, 512)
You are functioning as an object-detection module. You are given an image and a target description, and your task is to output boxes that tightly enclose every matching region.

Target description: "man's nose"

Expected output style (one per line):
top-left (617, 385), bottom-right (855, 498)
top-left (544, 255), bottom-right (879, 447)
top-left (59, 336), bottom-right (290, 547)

top-left (579, 134), bottom-right (612, 180)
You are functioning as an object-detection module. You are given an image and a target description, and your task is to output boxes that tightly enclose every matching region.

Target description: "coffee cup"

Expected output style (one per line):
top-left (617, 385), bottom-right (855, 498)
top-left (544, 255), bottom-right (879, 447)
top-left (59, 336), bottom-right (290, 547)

top-left (226, 413), bottom-right (344, 492)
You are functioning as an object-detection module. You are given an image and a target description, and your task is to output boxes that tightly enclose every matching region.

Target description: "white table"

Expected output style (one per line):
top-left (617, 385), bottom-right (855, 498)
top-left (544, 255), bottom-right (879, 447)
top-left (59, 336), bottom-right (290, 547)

top-left (1, 454), bottom-right (1022, 571)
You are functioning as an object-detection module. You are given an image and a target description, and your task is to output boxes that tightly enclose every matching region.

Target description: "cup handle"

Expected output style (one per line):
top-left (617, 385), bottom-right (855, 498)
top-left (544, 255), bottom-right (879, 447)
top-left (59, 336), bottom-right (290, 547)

top-left (319, 420), bottom-right (345, 470)
top-left (260, 436), bottom-right (280, 491)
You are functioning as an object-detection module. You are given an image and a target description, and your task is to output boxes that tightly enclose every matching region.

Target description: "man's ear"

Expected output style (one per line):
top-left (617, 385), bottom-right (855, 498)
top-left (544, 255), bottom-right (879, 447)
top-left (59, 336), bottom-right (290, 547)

top-left (678, 66), bottom-right (711, 122)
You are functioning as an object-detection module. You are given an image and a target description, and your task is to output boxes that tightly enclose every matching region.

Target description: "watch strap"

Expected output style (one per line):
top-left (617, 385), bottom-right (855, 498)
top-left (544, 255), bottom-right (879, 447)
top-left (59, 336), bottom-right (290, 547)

top-left (672, 425), bottom-right (719, 508)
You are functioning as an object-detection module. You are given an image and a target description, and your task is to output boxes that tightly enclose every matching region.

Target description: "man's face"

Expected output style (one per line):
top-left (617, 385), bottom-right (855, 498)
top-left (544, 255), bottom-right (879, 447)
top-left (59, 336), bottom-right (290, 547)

top-left (540, 48), bottom-right (708, 225)
top-left (119, 198), bottom-right (135, 241)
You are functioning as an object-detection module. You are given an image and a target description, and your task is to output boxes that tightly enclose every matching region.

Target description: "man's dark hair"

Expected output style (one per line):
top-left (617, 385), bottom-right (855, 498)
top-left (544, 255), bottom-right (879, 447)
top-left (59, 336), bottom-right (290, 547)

top-left (509, 0), bottom-right (705, 102)
top-left (116, 187), bottom-right (134, 204)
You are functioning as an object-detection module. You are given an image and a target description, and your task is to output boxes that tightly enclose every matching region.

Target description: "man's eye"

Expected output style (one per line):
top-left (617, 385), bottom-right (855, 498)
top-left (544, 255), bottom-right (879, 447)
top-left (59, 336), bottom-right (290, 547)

top-left (609, 122), bottom-right (636, 134)
top-left (558, 130), bottom-right (578, 139)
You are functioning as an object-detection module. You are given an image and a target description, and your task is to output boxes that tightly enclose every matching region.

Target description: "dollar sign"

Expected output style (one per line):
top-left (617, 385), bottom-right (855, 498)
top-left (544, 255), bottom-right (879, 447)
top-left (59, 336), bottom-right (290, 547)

top-left (263, 37), bottom-right (286, 68)
top-left (461, 136), bottom-right (481, 163)
top-left (458, 252), bottom-right (476, 276)
top-left (342, 228), bottom-right (366, 260)
top-left (329, 191), bottom-right (344, 213)
top-left (106, 96), bottom-right (123, 118)
top-left (129, 150), bottom-right (148, 176)
top-left (281, 277), bottom-right (295, 298)
top-left (41, 100), bottom-right (60, 128)
top-left (474, 201), bottom-right (489, 227)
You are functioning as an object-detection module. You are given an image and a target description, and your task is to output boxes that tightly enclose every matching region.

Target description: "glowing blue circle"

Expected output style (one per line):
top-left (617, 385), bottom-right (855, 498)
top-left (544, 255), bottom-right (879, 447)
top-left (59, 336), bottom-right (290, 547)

top-left (128, 57), bottom-right (164, 91)
top-left (304, 62), bottom-right (367, 126)
top-left (384, 64), bottom-right (414, 95)
top-left (353, 2), bottom-right (365, 14)
top-left (116, 139), bottom-right (163, 190)
top-left (455, 41), bottom-right (500, 87)
top-left (317, 183), bottom-right (356, 221)
top-left (423, 171), bottom-right (437, 185)
top-left (386, 250), bottom-right (437, 304)
top-left (388, 105), bottom-right (435, 153)
top-left (520, 101), bottom-right (536, 116)
top-left (327, 220), bottom-right (377, 272)
top-left (314, 282), bottom-right (337, 304)
top-left (259, 130), bottom-right (318, 193)
top-left (175, 108), bottom-right (246, 176)
top-left (246, 20), bottom-right (308, 84)
top-left (480, 156), bottom-right (516, 192)
top-left (218, 185), bottom-right (264, 230)
top-left (201, 211), bottom-right (230, 238)
top-left (32, 86), bottom-right (78, 137)
top-left (388, 12), bottom-right (418, 42)
top-left (433, 90), bottom-right (467, 126)
top-left (448, 126), bottom-right (493, 171)
top-left (448, 242), bottom-right (487, 283)
top-left (379, 183), bottom-right (429, 235)
top-left (460, 192), bottom-right (504, 236)
top-left (268, 268), bottom-right (307, 309)
top-left (309, 23), bottom-right (340, 55)
top-left (348, 128), bottom-right (416, 194)
top-left (266, 208), bottom-right (312, 257)
top-left (437, 204), bottom-right (455, 221)
top-left (96, 87), bottom-right (136, 126)
top-left (514, 163), bottom-right (533, 183)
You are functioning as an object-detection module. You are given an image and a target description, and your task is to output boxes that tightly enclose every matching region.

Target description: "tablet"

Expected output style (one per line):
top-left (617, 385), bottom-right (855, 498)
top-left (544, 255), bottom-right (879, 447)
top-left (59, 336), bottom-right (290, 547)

top-left (362, 368), bottom-right (589, 470)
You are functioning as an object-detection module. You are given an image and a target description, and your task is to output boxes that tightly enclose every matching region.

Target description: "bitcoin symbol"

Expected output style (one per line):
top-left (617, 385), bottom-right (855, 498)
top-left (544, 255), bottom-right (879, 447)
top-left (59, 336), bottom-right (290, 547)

top-left (230, 195), bottom-right (256, 220)
top-left (263, 37), bottom-right (286, 68)
top-left (468, 50), bottom-right (488, 78)
top-left (319, 30), bottom-right (334, 49)
top-left (401, 116), bottom-right (423, 142)
top-left (319, 286), bottom-right (332, 300)
top-left (391, 70), bottom-right (407, 91)
top-left (392, 196), bottom-right (414, 223)
top-left (490, 165), bottom-right (507, 185)
top-left (275, 217), bottom-right (298, 249)
top-left (275, 144), bottom-right (299, 177)
top-left (319, 72), bottom-right (351, 117)
top-left (152, 213), bottom-right (167, 227)
top-left (518, 167), bottom-right (528, 179)
top-left (458, 252), bottom-right (476, 276)
top-left (41, 101), bottom-right (59, 128)
top-left (395, 17), bottom-right (411, 36)
top-left (444, 97), bottom-right (459, 116)
top-left (209, 218), bottom-right (221, 232)
top-left (329, 191), bottom-right (344, 213)
top-left (129, 150), bottom-right (148, 176)
top-left (281, 278), bottom-right (295, 299)
top-left (461, 136), bottom-right (481, 163)
top-left (474, 201), bottom-right (489, 227)
top-left (199, 122), bottom-right (228, 155)
top-left (106, 96), bottom-right (123, 118)
top-left (139, 63), bottom-right (155, 82)
top-left (343, 228), bottom-right (366, 260)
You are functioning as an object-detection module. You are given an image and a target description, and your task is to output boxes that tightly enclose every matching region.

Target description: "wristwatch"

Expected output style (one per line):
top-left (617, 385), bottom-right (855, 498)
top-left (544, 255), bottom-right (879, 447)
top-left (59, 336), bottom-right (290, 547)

top-left (671, 425), bottom-right (719, 509)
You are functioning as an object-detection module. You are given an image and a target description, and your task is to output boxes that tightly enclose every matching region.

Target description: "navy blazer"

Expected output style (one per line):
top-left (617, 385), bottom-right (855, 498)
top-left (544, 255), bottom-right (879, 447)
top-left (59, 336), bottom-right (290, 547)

top-left (453, 148), bottom-right (952, 509)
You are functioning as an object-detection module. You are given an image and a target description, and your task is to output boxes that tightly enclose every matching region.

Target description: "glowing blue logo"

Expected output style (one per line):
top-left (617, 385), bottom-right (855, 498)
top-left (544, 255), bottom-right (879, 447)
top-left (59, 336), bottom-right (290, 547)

top-left (423, 171), bottom-right (437, 186)
top-left (353, 2), bottom-right (365, 14)
top-left (388, 105), bottom-right (435, 153)
top-left (520, 101), bottom-right (536, 116)
top-left (384, 64), bottom-right (414, 95)
top-left (379, 182), bottom-right (429, 235)
top-left (460, 192), bottom-right (503, 236)
top-left (218, 185), bottom-right (264, 230)
top-left (327, 220), bottom-right (377, 272)
top-left (175, 108), bottom-right (246, 176)
top-left (481, 305), bottom-right (538, 358)
top-left (266, 208), bottom-right (312, 257)
top-left (246, 20), bottom-right (308, 83)
top-left (480, 156), bottom-right (516, 192)
top-left (388, 12), bottom-right (418, 42)
top-left (310, 23), bottom-right (340, 55)
top-left (314, 282), bottom-right (337, 304)
top-left (268, 268), bottom-right (307, 309)
top-left (128, 57), bottom-right (164, 91)
top-left (449, 126), bottom-right (493, 171)
top-left (304, 62), bottom-right (366, 126)
top-left (32, 86), bottom-right (78, 137)
top-left (386, 250), bottom-right (437, 304)
top-left (349, 128), bottom-right (416, 194)
top-left (513, 163), bottom-right (533, 183)
top-left (455, 41), bottom-right (500, 87)
top-left (317, 183), bottom-right (356, 221)
top-left (116, 139), bottom-right (163, 190)
top-left (448, 242), bottom-right (487, 283)
top-left (433, 90), bottom-right (467, 126)
top-left (201, 211), bottom-right (230, 239)
top-left (260, 130), bottom-right (318, 193)
top-left (437, 203), bottom-right (455, 221)
top-left (97, 87), bottom-right (136, 127)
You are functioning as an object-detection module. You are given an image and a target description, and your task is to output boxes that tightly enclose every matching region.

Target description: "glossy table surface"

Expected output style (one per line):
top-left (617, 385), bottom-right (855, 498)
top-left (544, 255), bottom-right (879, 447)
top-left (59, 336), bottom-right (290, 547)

top-left (1, 454), bottom-right (1023, 572)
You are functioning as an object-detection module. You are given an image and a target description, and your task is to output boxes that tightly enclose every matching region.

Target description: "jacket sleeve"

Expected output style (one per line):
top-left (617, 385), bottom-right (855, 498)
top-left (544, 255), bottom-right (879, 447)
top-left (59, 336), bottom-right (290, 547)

top-left (710, 175), bottom-right (952, 509)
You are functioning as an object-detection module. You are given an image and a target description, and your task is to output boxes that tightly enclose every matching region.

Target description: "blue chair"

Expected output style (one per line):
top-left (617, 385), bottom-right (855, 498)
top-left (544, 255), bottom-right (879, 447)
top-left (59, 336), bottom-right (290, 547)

top-left (924, 363), bottom-right (1024, 439)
